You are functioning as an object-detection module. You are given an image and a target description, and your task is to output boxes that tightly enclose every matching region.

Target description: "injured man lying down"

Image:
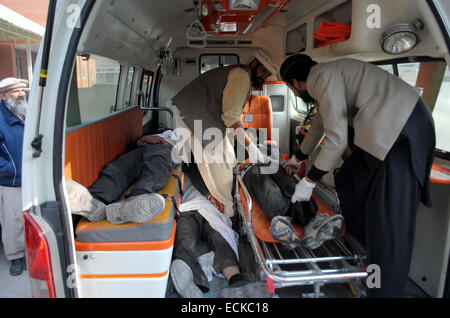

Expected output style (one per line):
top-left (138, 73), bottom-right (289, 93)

top-left (236, 154), bottom-right (345, 251)
top-left (66, 130), bottom-right (178, 224)
top-left (66, 129), bottom-right (271, 298)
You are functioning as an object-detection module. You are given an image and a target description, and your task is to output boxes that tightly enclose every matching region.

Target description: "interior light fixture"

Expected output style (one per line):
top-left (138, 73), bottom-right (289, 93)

top-left (228, 0), bottom-right (261, 11)
top-left (381, 20), bottom-right (423, 55)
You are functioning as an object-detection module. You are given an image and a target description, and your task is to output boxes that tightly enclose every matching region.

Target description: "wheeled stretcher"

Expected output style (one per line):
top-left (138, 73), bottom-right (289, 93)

top-left (234, 171), bottom-right (369, 298)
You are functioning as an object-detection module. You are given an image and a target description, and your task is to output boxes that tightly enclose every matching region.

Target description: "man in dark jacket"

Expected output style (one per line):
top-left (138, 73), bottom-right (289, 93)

top-left (0, 78), bottom-right (29, 276)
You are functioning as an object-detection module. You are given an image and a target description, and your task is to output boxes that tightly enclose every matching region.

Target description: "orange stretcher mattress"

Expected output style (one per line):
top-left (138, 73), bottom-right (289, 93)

top-left (239, 186), bottom-right (345, 243)
top-left (75, 168), bottom-right (183, 244)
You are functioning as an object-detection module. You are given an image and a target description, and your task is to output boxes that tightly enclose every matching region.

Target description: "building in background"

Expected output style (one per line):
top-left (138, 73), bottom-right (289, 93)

top-left (0, 0), bottom-right (49, 84)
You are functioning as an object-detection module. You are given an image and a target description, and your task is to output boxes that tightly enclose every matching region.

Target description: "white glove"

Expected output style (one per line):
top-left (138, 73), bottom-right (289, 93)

top-left (291, 178), bottom-right (316, 203)
top-left (248, 142), bottom-right (267, 164)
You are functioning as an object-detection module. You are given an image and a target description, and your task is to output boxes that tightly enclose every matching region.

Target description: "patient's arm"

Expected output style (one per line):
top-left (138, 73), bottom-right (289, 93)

top-left (284, 164), bottom-right (297, 175)
top-left (137, 135), bottom-right (170, 146)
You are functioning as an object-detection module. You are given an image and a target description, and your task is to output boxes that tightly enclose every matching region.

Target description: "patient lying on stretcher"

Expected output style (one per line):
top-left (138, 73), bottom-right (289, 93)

top-left (235, 157), bottom-right (345, 250)
top-left (66, 129), bottom-right (179, 224)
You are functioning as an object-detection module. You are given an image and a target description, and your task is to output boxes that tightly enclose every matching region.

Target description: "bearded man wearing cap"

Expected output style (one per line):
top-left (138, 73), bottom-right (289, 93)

top-left (0, 77), bottom-right (29, 276)
top-left (172, 51), bottom-right (279, 218)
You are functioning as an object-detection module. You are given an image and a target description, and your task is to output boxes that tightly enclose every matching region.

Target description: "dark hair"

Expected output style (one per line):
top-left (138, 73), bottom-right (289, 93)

top-left (280, 54), bottom-right (317, 85)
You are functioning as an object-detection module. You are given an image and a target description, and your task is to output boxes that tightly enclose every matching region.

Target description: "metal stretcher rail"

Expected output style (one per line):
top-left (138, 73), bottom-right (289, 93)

top-left (234, 175), bottom-right (368, 297)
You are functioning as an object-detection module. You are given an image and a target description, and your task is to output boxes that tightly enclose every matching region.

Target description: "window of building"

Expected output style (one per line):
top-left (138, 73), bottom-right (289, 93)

top-left (200, 54), bottom-right (239, 74)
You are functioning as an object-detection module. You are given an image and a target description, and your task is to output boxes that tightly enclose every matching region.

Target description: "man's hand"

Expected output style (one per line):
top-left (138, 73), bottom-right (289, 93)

top-left (137, 135), bottom-right (170, 146)
top-left (208, 194), bottom-right (224, 213)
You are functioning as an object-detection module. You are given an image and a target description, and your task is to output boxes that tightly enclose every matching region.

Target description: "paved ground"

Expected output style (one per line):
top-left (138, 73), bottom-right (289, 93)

top-left (0, 241), bottom-right (31, 298)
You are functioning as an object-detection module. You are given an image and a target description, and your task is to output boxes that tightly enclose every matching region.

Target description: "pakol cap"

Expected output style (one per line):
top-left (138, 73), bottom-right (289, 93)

top-left (0, 78), bottom-right (29, 93)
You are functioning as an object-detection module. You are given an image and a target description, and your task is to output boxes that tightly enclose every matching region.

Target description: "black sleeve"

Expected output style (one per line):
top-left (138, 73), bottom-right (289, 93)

top-left (294, 148), bottom-right (309, 161)
top-left (307, 165), bottom-right (329, 182)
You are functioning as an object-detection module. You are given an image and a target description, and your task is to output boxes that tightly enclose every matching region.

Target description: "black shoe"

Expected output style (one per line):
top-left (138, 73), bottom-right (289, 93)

top-left (10, 258), bottom-right (24, 276)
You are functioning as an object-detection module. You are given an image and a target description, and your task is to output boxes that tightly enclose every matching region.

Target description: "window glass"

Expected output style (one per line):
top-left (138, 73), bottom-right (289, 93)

top-left (200, 54), bottom-right (239, 74)
top-left (393, 61), bottom-right (449, 152)
top-left (124, 66), bottom-right (135, 107)
top-left (140, 70), bottom-right (153, 107)
top-left (398, 62), bottom-right (420, 86)
top-left (377, 64), bottom-right (394, 74)
top-left (288, 90), bottom-right (308, 114)
top-left (270, 95), bottom-right (285, 112)
top-left (68, 54), bottom-right (120, 127)
top-left (432, 66), bottom-right (450, 152)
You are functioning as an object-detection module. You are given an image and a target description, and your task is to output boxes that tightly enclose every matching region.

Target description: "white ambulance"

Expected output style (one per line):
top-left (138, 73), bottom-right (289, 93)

top-left (22, 0), bottom-right (450, 298)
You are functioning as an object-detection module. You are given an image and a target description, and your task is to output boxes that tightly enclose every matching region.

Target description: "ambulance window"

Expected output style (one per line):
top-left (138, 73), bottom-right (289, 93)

top-left (289, 90), bottom-right (308, 114)
top-left (432, 65), bottom-right (450, 152)
top-left (200, 54), bottom-right (239, 74)
top-left (140, 70), bottom-right (153, 107)
top-left (270, 95), bottom-right (285, 112)
top-left (398, 62), bottom-right (420, 86)
top-left (124, 66), bottom-right (135, 107)
top-left (394, 60), bottom-right (449, 152)
top-left (377, 64), bottom-right (394, 74)
top-left (68, 54), bottom-right (121, 127)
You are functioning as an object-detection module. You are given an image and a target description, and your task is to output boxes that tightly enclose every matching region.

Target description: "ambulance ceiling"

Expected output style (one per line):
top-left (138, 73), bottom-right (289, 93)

top-left (78, 0), bottom-right (447, 67)
top-left (78, 0), bottom-right (294, 66)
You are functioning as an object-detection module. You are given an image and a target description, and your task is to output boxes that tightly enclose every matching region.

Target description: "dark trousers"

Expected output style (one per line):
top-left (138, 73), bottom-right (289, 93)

top-left (173, 211), bottom-right (239, 291)
top-left (88, 144), bottom-right (177, 204)
top-left (243, 165), bottom-right (316, 226)
top-left (335, 98), bottom-right (435, 298)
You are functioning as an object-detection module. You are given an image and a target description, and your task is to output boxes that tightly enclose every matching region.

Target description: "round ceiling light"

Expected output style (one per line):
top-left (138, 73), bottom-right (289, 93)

top-left (381, 20), bottom-right (423, 55)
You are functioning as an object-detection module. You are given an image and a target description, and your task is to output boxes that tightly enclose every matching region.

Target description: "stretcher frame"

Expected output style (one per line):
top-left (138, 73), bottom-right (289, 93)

top-left (234, 174), bottom-right (369, 298)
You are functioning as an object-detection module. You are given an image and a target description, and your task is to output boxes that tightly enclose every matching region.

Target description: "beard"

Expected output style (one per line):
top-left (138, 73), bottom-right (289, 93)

top-left (251, 67), bottom-right (265, 90)
top-left (5, 95), bottom-right (27, 119)
top-left (299, 89), bottom-right (315, 106)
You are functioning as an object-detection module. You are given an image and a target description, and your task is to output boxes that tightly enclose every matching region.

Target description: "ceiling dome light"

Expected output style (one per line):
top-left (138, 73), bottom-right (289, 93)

top-left (381, 20), bottom-right (423, 55)
top-left (228, 0), bottom-right (261, 11)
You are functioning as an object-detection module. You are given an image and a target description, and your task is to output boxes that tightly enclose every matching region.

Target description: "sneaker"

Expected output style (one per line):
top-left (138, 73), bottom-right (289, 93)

top-left (270, 216), bottom-right (301, 250)
top-left (106, 193), bottom-right (165, 224)
top-left (301, 214), bottom-right (345, 250)
top-left (9, 258), bottom-right (25, 276)
top-left (170, 259), bottom-right (203, 298)
top-left (66, 179), bottom-right (106, 222)
top-left (220, 280), bottom-right (273, 298)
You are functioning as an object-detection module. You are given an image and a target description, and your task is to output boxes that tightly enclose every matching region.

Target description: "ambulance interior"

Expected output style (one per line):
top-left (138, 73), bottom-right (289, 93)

top-left (62, 0), bottom-right (450, 298)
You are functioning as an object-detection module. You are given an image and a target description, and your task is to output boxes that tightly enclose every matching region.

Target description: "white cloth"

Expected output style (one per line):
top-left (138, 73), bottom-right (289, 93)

top-left (180, 174), bottom-right (240, 260)
top-left (173, 106), bottom-right (236, 217)
top-left (197, 251), bottom-right (224, 282)
top-left (153, 129), bottom-right (175, 144)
